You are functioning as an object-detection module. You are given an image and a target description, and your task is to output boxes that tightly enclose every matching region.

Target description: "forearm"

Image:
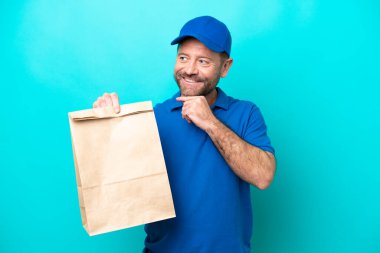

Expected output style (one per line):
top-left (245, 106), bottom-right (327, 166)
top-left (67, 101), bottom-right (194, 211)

top-left (205, 118), bottom-right (276, 189)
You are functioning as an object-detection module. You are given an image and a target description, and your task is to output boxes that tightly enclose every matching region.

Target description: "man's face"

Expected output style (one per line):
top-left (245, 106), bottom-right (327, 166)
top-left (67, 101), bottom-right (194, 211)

top-left (174, 38), bottom-right (225, 97)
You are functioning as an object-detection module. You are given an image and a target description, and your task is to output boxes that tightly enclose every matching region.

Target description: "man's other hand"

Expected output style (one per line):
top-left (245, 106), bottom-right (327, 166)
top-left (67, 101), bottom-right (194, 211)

top-left (92, 92), bottom-right (120, 113)
top-left (176, 96), bottom-right (217, 131)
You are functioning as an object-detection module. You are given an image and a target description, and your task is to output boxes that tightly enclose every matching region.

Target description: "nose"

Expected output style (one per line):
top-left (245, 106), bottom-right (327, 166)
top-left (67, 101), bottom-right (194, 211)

top-left (184, 60), bottom-right (198, 76)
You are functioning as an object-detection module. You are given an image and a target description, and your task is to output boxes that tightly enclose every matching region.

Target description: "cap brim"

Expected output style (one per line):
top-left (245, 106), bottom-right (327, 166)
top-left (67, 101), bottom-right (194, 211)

top-left (170, 34), bottom-right (226, 55)
top-left (170, 35), bottom-right (191, 45)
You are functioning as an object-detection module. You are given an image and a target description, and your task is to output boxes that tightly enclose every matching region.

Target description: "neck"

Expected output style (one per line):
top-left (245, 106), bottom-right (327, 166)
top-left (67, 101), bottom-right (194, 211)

top-left (205, 88), bottom-right (218, 106)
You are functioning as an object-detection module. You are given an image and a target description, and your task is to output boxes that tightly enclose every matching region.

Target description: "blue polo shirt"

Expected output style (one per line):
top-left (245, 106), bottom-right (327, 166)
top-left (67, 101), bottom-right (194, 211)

top-left (144, 88), bottom-right (274, 253)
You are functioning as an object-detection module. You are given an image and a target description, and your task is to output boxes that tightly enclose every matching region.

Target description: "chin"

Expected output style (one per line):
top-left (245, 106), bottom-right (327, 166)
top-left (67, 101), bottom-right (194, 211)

top-left (179, 84), bottom-right (205, 97)
top-left (180, 85), bottom-right (217, 97)
top-left (180, 89), bottom-right (201, 97)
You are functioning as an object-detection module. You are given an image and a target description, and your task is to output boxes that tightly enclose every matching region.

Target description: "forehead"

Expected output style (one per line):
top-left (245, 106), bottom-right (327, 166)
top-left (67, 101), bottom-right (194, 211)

top-left (178, 38), bottom-right (218, 58)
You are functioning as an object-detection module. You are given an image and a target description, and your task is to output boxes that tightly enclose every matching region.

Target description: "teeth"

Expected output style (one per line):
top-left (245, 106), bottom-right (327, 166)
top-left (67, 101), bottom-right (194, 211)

top-left (183, 77), bottom-right (198, 83)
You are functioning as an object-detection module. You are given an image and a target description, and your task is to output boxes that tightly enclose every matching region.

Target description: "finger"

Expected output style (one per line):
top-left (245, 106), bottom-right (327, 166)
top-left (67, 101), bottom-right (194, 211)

top-left (103, 93), bottom-right (113, 107)
top-left (181, 106), bottom-right (188, 117)
top-left (181, 99), bottom-right (196, 111)
top-left (182, 102), bottom-right (189, 111)
top-left (110, 92), bottom-right (120, 113)
top-left (184, 114), bottom-right (192, 124)
top-left (181, 108), bottom-right (192, 123)
top-left (182, 103), bottom-right (195, 115)
top-left (93, 101), bottom-right (99, 108)
top-left (176, 96), bottom-right (199, 102)
top-left (99, 97), bottom-right (106, 107)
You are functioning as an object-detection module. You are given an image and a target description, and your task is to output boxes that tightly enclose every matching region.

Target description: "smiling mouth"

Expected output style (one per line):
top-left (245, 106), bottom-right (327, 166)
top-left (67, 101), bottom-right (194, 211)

top-left (181, 76), bottom-right (203, 84)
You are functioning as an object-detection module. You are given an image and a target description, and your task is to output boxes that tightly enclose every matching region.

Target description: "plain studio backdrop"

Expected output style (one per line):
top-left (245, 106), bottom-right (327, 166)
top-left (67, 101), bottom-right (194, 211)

top-left (0, 0), bottom-right (379, 252)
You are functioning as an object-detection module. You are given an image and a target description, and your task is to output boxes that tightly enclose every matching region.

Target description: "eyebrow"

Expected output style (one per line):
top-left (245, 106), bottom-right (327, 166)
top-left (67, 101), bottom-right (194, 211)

top-left (177, 52), bottom-right (214, 61)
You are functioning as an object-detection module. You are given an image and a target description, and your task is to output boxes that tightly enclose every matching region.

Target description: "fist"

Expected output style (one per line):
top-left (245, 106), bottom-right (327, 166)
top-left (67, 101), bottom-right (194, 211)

top-left (176, 96), bottom-right (217, 130)
top-left (92, 92), bottom-right (120, 113)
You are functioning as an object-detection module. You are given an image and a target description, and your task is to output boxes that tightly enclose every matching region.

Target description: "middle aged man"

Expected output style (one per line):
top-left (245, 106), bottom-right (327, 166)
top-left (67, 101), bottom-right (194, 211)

top-left (93, 16), bottom-right (276, 253)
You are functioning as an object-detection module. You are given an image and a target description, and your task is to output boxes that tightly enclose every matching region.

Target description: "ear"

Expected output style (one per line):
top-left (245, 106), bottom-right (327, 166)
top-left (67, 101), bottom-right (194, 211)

top-left (220, 58), bottom-right (233, 78)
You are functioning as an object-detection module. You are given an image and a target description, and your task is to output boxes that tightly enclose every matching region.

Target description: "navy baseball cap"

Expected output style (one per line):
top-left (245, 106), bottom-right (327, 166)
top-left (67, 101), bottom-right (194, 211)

top-left (171, 16), bottom-right (232, 57)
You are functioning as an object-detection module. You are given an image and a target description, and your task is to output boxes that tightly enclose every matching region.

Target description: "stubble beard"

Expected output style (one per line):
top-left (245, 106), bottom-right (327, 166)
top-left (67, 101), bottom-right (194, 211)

top-left (174, 72), bottom-right (221, 97)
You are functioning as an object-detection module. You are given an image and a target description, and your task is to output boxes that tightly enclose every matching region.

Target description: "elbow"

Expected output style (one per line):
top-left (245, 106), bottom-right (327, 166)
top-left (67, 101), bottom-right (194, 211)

top-left (255, 160), bottom-right (276, 190)
top-left (256, 177), bottom-right (273, 190)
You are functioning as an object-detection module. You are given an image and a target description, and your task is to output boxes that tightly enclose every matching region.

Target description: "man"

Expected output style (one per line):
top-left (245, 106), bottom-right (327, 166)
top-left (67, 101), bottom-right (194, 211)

top-left (93, 16), bottom-right (276, 253)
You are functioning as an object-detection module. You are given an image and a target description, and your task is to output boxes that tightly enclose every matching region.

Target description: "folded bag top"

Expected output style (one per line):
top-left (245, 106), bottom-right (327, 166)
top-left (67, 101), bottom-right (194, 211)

top-left (69, 101), bottom-right (153, 121)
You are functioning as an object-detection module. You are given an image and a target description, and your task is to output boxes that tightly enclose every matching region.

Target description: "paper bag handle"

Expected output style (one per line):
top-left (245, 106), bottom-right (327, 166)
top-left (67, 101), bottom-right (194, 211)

top-left (69, 101), bottom-right (153, 121)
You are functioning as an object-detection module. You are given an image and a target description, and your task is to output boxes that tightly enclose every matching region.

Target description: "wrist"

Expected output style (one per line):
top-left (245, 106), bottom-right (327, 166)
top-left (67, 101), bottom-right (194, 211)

top-left (204, 116), bottom-right (219, 135)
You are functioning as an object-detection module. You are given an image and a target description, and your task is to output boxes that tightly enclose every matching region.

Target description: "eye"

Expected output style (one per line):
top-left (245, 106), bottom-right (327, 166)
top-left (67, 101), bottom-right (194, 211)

top-left (178, 55), bottom-right (188, 61)
top-left (199, 59), bottom-right (210, 65)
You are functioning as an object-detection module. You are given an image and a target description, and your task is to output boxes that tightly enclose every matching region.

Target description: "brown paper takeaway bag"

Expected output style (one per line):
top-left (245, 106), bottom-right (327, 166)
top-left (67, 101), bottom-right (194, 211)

top-left (68, 101), bottom-right (175, 236)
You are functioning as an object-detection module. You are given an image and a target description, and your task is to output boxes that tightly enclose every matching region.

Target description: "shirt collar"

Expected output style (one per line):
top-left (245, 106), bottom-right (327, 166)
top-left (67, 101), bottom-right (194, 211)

top-left (167, 87), bottom-right (230, 111)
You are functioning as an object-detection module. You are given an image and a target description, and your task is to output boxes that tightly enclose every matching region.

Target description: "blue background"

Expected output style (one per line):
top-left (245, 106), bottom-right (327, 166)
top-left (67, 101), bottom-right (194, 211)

top-left (1, 0), bottom-right (379, 252)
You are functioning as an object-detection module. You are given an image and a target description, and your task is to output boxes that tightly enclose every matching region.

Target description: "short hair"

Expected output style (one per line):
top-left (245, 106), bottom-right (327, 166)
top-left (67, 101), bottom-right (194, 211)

top-left (219, 52), bottom-right (229, 63)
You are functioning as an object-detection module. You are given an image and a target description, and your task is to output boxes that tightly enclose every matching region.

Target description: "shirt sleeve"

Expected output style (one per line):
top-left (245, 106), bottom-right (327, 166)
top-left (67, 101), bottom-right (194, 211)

top-left (243, 105), bottom-right (275, 155)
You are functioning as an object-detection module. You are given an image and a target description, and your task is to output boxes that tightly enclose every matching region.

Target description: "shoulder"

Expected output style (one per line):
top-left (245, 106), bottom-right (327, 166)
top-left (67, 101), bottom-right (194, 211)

top-left (221, 91), bottom-right (267, 131)
top-left (223, 91), bottom-right (260, 115)
top-left (224, 92), bottom-right (274, 153)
